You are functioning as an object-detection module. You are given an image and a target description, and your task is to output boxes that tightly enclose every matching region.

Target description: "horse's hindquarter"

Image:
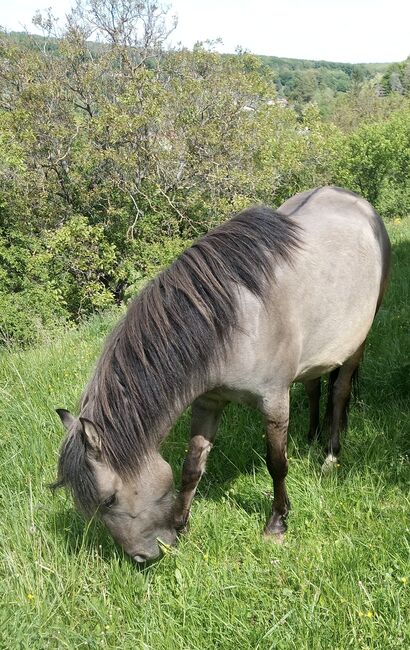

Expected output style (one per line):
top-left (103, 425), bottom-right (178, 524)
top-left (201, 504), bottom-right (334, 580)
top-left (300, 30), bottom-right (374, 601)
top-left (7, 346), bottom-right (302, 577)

top-left (220, 187), bottom-right (388, 400)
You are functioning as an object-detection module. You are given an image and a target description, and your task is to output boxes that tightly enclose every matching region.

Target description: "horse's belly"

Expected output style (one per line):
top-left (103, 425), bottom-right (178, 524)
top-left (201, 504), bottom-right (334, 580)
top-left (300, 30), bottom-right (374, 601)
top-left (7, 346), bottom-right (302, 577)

top-left (292, 289), bottom-right (378, 383)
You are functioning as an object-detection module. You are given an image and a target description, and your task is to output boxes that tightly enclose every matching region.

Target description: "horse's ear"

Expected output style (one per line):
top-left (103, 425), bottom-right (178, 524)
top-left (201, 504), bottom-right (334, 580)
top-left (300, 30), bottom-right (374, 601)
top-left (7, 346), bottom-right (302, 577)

top-left (56, 408), bottom-right (75, 430)
top-left (79, 417), bottom-right (102, 453)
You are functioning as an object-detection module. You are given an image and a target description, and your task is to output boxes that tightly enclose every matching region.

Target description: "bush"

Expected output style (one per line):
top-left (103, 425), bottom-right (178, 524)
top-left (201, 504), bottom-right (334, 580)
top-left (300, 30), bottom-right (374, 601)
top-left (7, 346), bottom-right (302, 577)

top-left (0, 230), bottom-right (69, 346)
top-left (333, 108), bottom-right (410, 216)
top-left (0, 288), bottom-right (68, 347)
top-left (376, 179), bottom-right (410, 218)
top-left (43, 215), bottom-right (119, 318)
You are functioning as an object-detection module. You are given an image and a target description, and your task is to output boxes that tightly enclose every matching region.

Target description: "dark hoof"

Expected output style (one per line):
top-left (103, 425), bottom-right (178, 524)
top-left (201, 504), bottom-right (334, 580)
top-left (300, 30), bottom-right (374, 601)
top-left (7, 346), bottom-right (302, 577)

top-left (263, 530), bottom-right (286, 544)
top-left (174, 511), bottom-right (190, 532)
top-left (263, 517), bottom-right (287, 544)
top-left (264, 511), bottom-right (288, 537)
top-left (264, 498), bottom-right (291, 540)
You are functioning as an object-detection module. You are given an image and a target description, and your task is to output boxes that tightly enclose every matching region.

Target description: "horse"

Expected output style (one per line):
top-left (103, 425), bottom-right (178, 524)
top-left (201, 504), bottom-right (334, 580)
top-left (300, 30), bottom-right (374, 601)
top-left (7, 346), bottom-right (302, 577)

top-left (53, 186), bottom-right (391, 563)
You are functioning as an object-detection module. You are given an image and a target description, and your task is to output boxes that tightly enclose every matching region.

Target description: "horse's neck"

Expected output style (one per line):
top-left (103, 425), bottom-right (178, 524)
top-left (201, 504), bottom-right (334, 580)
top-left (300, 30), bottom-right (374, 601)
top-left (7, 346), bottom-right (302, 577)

top-left (153, 376), bottom-right (212, 441)
top-left (159, 353), bottom-right (226, 438)
top-left (83, 341), bottom-right (220, 448)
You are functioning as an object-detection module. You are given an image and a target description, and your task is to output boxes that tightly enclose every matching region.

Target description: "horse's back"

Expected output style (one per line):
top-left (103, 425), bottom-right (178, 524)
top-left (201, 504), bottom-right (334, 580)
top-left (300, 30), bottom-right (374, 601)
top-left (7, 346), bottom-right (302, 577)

top-left (277, 185), bottom-right (385, 236)
top-left (277, 185), bottom-right (390, 299)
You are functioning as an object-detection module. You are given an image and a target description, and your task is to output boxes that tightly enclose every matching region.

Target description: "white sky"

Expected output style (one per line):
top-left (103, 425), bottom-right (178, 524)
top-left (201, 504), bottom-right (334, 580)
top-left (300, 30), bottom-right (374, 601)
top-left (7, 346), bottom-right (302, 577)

top-left (0, 0), bottom-right (409, 63)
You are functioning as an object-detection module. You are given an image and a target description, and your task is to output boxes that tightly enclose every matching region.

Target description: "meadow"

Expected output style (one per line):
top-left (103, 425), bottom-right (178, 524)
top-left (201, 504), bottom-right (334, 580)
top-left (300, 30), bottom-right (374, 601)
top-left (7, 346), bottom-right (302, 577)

top-left (0, 217), bottom-right (409, 649)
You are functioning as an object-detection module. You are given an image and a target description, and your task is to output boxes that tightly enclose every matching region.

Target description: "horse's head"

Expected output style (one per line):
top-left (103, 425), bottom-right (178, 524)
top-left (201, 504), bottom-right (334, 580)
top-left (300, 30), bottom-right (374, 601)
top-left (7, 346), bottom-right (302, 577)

top-left (54, 409), bottom-right (177, 563)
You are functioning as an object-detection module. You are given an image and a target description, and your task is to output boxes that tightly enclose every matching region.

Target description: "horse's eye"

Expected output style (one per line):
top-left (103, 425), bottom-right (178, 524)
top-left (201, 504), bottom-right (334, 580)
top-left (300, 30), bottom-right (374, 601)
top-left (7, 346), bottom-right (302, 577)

top-left (103, 494), bottom-right (116, 509)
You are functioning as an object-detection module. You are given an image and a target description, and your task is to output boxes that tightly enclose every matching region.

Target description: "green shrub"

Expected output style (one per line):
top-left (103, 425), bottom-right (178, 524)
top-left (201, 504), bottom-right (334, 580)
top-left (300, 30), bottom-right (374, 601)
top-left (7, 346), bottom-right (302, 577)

top-left (0, 230), bottom-right (68, 346)
top-left (0, 287), bottom-right (68, 347)
top-left (375, 179), bottom-right (410, 218)
top-left (132, 236), bottom-right (192, 279)
top-left (333, 108), bottom-right (410, 215)
top-left (44, 215), bottom-right (119, 318)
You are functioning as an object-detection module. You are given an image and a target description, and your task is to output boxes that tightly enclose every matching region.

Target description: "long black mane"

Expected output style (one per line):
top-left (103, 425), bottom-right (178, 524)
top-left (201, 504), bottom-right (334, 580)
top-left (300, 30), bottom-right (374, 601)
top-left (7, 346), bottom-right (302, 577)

top-left (56, 206), bottom-right (300, 508)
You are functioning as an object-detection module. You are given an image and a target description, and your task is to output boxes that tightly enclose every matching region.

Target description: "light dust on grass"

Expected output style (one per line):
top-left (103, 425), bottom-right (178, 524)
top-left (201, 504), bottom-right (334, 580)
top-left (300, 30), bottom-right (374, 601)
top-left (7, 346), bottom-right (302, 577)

top-left (0, 220), bottom-right (409, 649)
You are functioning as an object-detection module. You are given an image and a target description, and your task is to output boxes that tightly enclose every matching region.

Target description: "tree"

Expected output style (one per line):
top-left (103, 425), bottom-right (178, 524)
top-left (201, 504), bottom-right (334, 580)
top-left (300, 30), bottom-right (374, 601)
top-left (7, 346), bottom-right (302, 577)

top-left (390, 72), bottom-right (404, 94)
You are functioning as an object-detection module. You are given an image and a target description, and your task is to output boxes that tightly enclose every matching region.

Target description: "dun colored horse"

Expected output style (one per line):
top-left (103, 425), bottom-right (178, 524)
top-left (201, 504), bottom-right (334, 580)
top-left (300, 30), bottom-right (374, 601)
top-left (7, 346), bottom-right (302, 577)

top-left (54, 186), bottom-right (391, 562)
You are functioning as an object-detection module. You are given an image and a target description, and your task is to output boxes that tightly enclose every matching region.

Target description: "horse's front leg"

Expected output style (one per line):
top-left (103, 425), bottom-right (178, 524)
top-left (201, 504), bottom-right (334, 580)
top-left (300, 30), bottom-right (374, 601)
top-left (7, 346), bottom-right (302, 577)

top-left (262, 391), bottom-right (291, 541)
top-left (174, 395), bottom-right (226, 530)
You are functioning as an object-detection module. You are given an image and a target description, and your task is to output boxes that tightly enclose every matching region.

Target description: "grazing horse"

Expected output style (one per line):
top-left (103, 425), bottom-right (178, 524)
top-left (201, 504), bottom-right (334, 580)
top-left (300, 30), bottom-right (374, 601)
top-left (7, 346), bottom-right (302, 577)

top-left (54, 186), bottom-right (391, 562)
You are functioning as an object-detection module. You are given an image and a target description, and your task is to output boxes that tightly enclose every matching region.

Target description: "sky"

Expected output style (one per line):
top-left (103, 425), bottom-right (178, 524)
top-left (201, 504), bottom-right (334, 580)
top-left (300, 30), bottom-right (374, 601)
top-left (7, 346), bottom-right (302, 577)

top-left (0, 0), bottom-right (409, 64)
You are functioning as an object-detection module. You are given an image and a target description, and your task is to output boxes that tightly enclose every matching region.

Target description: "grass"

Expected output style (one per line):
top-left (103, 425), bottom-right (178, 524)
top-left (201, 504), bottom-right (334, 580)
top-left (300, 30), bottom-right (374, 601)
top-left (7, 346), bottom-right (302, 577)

top-left (0, 217), bottom-right (409, 649)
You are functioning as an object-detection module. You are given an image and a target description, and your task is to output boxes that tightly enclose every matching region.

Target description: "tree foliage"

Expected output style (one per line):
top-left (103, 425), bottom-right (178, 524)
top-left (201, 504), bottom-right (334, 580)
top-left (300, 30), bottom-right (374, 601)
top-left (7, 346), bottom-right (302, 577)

top-left (0, 1), bottom-right (409, 346)
top-left (381, 57), bottom-right (410, 96)
top-left (333, 108), bottom-right (410, 215)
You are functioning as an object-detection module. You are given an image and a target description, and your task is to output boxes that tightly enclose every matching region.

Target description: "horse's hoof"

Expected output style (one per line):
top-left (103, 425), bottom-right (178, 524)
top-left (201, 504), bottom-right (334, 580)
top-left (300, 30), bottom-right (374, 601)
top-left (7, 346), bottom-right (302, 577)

top-left (263, 515), bottom-right (287, 539)
top-left (176, 521), bottom-right (190, 535)
top-left (321, 453), bottom-right (338, 473)
top-left (174, 512), bottom-right (190, 532)
top-left (263, 530), bottom-right (286, 544)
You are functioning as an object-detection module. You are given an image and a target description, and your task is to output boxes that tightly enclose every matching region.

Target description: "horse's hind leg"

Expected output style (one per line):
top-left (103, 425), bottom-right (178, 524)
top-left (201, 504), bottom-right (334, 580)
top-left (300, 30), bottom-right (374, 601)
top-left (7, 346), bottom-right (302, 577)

top-left (174, 395), bottom-right (226, 530)
top-left (323, 343), bottom-right (364, 470)
top-left (262, 390), bottom-right (291, 541)
top-left (303, 377), bottom-right (321, 442)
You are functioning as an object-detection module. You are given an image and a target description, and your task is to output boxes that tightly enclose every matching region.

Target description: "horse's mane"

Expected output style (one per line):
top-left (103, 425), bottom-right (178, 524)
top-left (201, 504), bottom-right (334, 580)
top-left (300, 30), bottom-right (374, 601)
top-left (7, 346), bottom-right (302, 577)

top-left (57, 206), bottom-right (300, 505)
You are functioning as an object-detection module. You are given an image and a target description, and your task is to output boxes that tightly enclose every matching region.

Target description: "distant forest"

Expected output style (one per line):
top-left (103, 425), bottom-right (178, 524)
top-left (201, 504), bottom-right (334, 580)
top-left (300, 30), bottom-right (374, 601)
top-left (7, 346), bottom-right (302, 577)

top-left (6, 30), bottom-right (410, 113)
top-left (259, 54), bottom-right (410, 115)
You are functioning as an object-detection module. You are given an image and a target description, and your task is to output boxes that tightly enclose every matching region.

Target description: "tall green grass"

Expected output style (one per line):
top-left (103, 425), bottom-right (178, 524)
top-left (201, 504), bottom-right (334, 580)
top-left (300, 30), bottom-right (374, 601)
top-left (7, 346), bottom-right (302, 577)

top-left (0, 219), bottom-right (409, 649)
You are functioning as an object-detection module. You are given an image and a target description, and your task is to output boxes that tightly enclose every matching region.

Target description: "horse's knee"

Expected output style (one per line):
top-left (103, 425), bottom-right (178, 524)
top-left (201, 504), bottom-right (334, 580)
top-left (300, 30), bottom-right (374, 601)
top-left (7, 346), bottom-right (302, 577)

top-left (265, 433), bottom-right (289, 481)
top-left (262, 391), bottom-right (290, 483)
top-left (182, 471), bottom-right (202, 490)
top-left (181, 435), bottom-right (212, 489)
top-left (181, 456), bottom-right (203, 489)
top-left (266, 440), bottom-right (288, 485)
